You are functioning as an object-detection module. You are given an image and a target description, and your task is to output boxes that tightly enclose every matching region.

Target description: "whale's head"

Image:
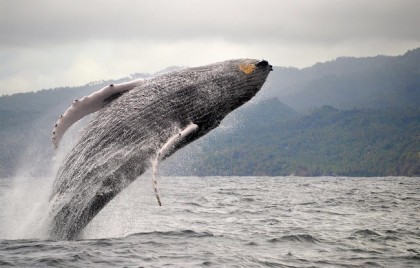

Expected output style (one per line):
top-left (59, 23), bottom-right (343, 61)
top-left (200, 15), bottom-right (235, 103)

top-left (221, 59), bottom-right (272, 107)
top-left (187, 59), bottom-right (272, 132)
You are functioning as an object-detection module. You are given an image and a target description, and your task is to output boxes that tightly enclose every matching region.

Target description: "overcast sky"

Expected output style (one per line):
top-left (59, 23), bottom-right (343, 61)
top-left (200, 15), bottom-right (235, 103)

top-left (1, 0), bottom-right (419, 95)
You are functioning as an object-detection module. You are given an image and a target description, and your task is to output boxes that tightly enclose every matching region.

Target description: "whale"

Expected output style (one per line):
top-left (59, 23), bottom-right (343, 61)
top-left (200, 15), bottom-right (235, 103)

top-left (48, 59), bottom-right (272, 240)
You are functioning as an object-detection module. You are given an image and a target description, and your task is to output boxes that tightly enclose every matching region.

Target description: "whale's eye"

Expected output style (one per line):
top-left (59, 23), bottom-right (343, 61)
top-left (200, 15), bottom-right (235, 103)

top-left (239, 63), bottom-right (256, 75)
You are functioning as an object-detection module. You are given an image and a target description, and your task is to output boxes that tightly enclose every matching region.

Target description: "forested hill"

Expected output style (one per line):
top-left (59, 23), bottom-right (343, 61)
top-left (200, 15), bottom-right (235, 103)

top-left (260, 48), bottom-right (420, 111)
top-left (163, 100), bottom-right (419, 177)
top-left (0, 48), bottom-right (419, 177)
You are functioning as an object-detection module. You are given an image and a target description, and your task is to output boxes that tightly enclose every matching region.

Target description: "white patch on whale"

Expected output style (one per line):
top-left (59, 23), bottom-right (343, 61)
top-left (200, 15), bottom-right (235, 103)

top-left (52, 78), bottom-right (145, 149)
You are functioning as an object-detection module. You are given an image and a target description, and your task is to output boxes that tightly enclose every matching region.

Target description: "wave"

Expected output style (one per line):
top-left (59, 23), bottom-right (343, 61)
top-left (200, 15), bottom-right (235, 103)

top-left (268, 234), bottom-right (318, 244)
top-left (354, 229), bottom-right (381, 236)
top-left (126, 229), bottom-right (214, 239)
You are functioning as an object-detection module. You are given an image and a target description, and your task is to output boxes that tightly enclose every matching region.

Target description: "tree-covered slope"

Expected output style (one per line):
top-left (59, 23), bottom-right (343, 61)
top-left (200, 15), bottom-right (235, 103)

top-left (166, 104), bottom-right (419, 177)
top-left (261, 48), bottom-right (420, 111)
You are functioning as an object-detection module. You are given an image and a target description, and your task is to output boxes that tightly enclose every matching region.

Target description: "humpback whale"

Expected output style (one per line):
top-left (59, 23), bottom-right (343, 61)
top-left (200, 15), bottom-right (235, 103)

top-left (48, 59), bottom-right (272, 240)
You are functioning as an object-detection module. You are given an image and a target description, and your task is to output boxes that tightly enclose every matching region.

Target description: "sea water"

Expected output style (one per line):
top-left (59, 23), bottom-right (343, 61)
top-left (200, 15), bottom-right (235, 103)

top-left (0, 176), bottom-right (419, 267)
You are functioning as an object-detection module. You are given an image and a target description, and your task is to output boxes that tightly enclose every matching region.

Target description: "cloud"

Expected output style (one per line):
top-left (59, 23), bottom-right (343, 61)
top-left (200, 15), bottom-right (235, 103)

top-left (1, 0), bottom-right (419, 45)
top-left (0, 0), bottom-right (419, 94)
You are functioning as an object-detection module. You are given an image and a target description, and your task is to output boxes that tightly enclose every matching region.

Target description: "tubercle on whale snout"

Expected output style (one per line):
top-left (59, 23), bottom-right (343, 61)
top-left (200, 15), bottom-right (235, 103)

top-left (48, 59), bottom-right (271, 240)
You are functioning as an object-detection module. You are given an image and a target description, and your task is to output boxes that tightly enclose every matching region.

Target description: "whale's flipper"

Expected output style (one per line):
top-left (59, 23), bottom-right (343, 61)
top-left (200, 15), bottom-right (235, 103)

top-left (52, 79), bottom-right (145, 149)
top-left (152, 123), bottom-right (199, 206)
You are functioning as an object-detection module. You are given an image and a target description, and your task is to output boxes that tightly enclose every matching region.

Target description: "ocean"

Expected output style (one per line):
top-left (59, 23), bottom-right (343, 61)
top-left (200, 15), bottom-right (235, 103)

top-left (0, 176), bottom-right (419, 267)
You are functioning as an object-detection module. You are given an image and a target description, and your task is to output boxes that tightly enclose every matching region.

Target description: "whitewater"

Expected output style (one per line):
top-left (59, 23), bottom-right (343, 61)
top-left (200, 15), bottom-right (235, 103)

top-left (0, 175), bottom-right (419, 267)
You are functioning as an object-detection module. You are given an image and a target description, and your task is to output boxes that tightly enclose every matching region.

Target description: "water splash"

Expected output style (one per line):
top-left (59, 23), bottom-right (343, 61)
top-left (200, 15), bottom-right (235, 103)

top-left (0, 147), bottom-right (69, 239)
top-left (0, 117), bottom-right (86, 240)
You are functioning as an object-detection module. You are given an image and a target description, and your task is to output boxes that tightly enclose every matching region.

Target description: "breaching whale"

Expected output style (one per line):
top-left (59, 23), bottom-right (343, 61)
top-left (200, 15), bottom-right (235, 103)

top-left (48, 59), bottom-right (272, 240)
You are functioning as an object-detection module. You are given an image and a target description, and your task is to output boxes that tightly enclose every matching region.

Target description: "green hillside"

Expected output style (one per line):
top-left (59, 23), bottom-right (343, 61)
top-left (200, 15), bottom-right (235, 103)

top-left (261, 48), bottom-right (420, 111)
top-left (167, 103), bottom-right (419, 177)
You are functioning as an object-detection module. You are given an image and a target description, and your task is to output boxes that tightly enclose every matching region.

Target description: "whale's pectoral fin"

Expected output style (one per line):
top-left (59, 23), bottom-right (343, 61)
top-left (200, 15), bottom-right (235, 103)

top-left (152, 123), bottom-right (199, 206)
top-left (52, 79), bottom-right (145, 149)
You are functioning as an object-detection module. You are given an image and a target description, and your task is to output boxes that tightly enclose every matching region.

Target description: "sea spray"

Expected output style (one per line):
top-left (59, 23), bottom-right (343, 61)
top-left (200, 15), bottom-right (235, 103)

top-left (0, 117), bottom-right (88, 239)
top-left (0, 146), bottom-right (68, 239)
top-left (0, 175), bottom-right (52, 239)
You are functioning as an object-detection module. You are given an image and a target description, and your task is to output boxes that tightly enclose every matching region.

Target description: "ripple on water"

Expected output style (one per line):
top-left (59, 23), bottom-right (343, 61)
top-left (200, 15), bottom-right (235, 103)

top-left (268, 234), bottom-right (319, 244)
top-left (126, 229), bottom-right (214, 239)
top-left (354, 229), bottom-right (381, 237)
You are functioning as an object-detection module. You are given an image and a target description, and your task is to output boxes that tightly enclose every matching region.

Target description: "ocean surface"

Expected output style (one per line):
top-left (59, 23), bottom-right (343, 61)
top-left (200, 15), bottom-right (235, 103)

top-left (0, 176), bottom-right (419, 267)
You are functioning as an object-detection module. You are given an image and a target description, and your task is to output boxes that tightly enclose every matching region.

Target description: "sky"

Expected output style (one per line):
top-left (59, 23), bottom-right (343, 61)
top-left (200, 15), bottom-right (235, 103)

top-left (0, 0), bottom-right (419, 95)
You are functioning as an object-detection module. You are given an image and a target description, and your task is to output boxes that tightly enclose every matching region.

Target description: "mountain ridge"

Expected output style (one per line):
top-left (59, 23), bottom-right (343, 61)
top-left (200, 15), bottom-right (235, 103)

top-left (260, 47), bottom-right (420, 111)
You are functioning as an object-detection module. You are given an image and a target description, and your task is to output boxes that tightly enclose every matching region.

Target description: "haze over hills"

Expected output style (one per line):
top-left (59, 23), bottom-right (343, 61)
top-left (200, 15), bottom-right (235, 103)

top-left (259, 48), bottom-right (420, 111)
top-left (0, 48), bottom-right (419, 177)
